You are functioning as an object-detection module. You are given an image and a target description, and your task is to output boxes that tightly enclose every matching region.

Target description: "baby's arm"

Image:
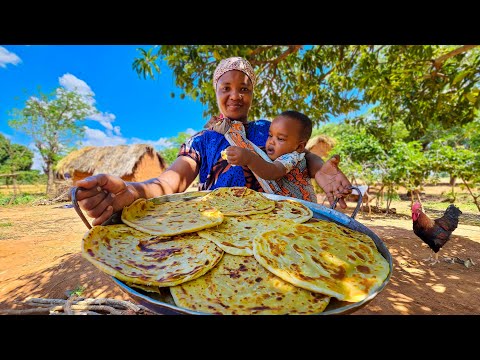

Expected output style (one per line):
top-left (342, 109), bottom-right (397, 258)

top-left (223, 146), bottom-right (287, 180)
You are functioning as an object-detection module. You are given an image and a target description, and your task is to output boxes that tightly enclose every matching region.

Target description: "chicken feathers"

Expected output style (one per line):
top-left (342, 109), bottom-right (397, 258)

top-left (411, 203), bottom-right (462, 253)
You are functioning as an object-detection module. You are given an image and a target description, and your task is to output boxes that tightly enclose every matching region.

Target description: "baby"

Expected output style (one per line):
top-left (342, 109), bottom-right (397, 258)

top-left (221, 110), bottom-right (317, 202)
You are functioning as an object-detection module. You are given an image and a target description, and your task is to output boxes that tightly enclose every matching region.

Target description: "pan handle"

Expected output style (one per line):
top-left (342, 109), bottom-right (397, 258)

top-left (70, 186), bottom-right (92, 229)
top-left (331, 186), bottom-right (363, 220)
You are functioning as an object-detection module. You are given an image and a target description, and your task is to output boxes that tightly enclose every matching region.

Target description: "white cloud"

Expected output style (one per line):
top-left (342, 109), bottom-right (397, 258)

top-left (81, 127), bottom-right (127, 147)
top-left (184, 128), bottom-right (198, 136)
top-left (131, 137), bottom-right (172, 150)
top-left (58, 74), bottom-right (120, 134)
top-left (58, 73), bottom-right (95, 105)
top-left (0, 46), bottom-right (21, 68)
top-left (88, 111), bottom-right (116, 131)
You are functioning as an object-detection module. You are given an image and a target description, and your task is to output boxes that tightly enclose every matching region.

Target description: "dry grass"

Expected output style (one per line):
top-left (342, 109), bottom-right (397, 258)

top-left (0, 184), bottom-right (46, 195)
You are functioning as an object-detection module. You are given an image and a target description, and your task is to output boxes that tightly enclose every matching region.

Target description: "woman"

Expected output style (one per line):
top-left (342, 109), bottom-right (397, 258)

top-left (76, 57), bottom-right (351, 226)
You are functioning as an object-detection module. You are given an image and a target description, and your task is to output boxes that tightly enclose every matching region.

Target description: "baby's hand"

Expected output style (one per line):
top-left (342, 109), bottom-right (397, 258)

top-left (223, 146), bottom-right (252, 166)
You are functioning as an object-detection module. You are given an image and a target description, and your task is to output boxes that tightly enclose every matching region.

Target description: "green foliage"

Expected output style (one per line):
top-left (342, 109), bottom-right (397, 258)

top-left (312, 122), bottom-right (352, 139)
top-left (0, 134), bottom-right (34, 175)
top-left (353, 46), bottom-right (480, 139)
top-left (0, 222), bottom-right (12, 227)
top-left (324, 126), bottom-right (386, 186)
top-left (133, 45), bottom-right (479, 139)
top-left (69, 285), bottom-right (86, 297)
top-left (159, 132), bottom-right (192, 166)
top-left (133, 45), bottom-right (366, 122)
top-left (17, 170), bottom-right (45, 184)
top-left (0, 192), bottom-right (47, 206)
top-left (384, 141), bottom-right (428, 192)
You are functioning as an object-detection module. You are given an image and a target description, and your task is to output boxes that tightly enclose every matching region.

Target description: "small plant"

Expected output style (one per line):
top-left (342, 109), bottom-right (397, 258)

top-left (67, 285), bottom-right (86, 297)
top-left (0, 222), bottom-right (12, 227)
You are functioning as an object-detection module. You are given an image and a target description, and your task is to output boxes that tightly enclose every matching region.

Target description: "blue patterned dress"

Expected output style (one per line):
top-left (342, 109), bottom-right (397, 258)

top-left (178, 120), bottom-right (271, 191)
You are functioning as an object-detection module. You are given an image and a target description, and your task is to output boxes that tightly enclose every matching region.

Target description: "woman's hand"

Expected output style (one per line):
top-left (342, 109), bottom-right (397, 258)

top-left (314, 155), bottom-right (352, 209)
top-left (75, 174), bottom-right (139, 226)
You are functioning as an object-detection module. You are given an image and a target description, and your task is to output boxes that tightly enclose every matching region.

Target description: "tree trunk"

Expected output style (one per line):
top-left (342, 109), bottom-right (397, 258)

top-left (46, 162), bottom-right (55, 197)
top-left (450, 181), bottom-right (456, 202)
top-left (461, 178), bottom-right (480, 212)
top-left (7, 174), bottom-right (18, 205)
top-left (449, 175), bottom-right (456, 186)
top-left (376, 184), bottom-right (385, 208)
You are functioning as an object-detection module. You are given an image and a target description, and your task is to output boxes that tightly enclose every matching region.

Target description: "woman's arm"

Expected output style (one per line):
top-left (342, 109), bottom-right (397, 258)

top-left (76, 156), bottom-right (199, 226)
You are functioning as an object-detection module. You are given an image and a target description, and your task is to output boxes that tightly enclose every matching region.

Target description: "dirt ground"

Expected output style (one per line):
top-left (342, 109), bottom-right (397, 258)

top-left (0, 188), bottom-right (479, 315)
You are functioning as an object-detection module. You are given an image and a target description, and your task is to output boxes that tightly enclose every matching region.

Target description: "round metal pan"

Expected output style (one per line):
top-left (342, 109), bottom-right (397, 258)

top-left (73, 188), bottom-right (393, 315)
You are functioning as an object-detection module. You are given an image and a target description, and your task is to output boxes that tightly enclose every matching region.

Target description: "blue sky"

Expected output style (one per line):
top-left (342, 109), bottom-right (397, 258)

top-left (0, 45), bottom-right (209, 169)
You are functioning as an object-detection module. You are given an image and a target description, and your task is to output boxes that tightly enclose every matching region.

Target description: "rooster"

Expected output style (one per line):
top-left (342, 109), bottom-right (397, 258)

top-left (411, 202), bottom-right (462, 265)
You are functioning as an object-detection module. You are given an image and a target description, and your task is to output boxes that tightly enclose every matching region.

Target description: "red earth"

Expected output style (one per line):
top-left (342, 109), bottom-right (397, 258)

top-left (0, 198), bottom-right (479, 315)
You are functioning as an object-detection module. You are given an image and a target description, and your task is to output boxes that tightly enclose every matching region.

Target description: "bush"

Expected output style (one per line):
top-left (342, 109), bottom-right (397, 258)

top-left (18, 171), bottom-right (46, 184)
top-left (0, 193), bottom-right (47, 206)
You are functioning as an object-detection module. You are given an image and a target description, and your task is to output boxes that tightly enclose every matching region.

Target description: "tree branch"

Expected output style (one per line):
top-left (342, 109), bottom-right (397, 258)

top-left (249, 45), bottom-right (277, 57)
top-left (250, 45), bottom-right (303, 66)
top-left (433, 45), bottom-right (479, 69)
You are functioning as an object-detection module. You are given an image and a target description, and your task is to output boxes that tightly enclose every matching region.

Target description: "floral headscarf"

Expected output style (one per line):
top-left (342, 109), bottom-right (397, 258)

top-left (213, 57), bottom-right (256, 90)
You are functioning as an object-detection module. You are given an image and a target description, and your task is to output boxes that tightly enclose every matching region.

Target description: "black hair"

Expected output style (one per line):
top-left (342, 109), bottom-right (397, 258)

top-left (279, 110), bottom-right (313, 141)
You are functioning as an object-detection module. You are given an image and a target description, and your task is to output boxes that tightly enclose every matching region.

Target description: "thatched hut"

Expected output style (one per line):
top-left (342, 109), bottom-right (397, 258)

top-left (306, 135), bottom-right (336, 159)
top-left (56, 144), bottom-right (167, 184)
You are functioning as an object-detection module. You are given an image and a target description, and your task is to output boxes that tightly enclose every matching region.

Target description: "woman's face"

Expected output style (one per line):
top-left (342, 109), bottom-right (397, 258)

top-left (215, 70), bottom-right (253, 123)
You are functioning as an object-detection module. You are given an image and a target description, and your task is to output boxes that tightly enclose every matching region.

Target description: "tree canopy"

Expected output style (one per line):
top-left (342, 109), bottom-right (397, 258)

top-left (133, 45), bottom-right (479, 140)
top-left (8, 87), bottom-right (93, 195)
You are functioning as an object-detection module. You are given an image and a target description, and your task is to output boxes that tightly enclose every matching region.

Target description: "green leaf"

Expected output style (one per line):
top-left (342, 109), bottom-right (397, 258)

top-left (452, 70), bottom-right (470, 85)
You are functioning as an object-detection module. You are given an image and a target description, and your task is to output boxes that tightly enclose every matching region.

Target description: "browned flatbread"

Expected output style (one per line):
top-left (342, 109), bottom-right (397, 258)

top-left (82, 224), bottom-right (224, 287)
top-left (253, 221), bottom-right (390, 302)
top-left (170, 254), bottom-right (330, 315)
top-left (201, 186), bottom-right (275, 216)
top-left (121, 198), bottom-right (224, 236)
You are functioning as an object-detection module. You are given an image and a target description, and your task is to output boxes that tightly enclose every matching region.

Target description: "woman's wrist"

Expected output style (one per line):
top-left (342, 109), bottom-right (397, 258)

top-left (118, 183), bottom-right (140, 207)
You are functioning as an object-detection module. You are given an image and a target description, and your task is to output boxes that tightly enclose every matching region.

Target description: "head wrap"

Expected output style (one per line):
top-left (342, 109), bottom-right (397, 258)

top-left (213, 57), bottom-right (256, 90)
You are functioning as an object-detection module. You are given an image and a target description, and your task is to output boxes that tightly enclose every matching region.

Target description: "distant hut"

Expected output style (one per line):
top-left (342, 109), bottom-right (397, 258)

top-left (306, 135), bottom-right (336, 159)
top-left (56, 144), bottom-right (167, 184)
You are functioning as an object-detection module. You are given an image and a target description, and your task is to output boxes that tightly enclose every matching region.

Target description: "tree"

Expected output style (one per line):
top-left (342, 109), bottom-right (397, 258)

top-left (159, 132), bottom-right (192, 166)
top-left (8, 87), bottom-right (93, 196)
top-left (0, 134), bottom-right (33, 174)
top-left (0, 134), bottom-right (33, 203)
top-left (351, 45), bottom-right (480, 140)
top-left (133, 45), bottom-right (479, 136)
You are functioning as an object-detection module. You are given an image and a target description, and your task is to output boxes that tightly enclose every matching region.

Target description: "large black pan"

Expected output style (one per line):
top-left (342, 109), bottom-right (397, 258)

top-left (72, 187), bottom-right (393, 315)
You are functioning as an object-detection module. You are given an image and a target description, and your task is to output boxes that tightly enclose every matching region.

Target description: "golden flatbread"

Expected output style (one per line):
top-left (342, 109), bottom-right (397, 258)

top-left (238, 199), bottom-right (313, 223)
top-left (121, 198), bottom-right (224, 236)
top-left (170, 254), bottom-right (330, 315)
top-left (197, 200), bottom-right (312, 256)
top-left (253, 221), bottom-right (390, 302)
top-left (198, 217), bottom-right (298, 256)
top-left (201, 186), bottom-right (275, 216)
top-left (82, 224), bottom-right (224, 287)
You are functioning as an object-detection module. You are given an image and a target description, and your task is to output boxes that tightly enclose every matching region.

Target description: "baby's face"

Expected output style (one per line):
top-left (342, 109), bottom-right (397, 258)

top-left (265, 116), bottom-right (303, 160)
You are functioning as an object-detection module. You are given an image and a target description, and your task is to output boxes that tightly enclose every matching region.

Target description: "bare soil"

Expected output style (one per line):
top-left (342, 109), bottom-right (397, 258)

top-left (1, 185), bottom-right (479, 315)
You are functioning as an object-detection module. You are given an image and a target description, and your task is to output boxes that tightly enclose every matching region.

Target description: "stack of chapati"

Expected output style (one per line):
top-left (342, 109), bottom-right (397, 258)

top-left (82, 186), bottom-right (389, 315)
